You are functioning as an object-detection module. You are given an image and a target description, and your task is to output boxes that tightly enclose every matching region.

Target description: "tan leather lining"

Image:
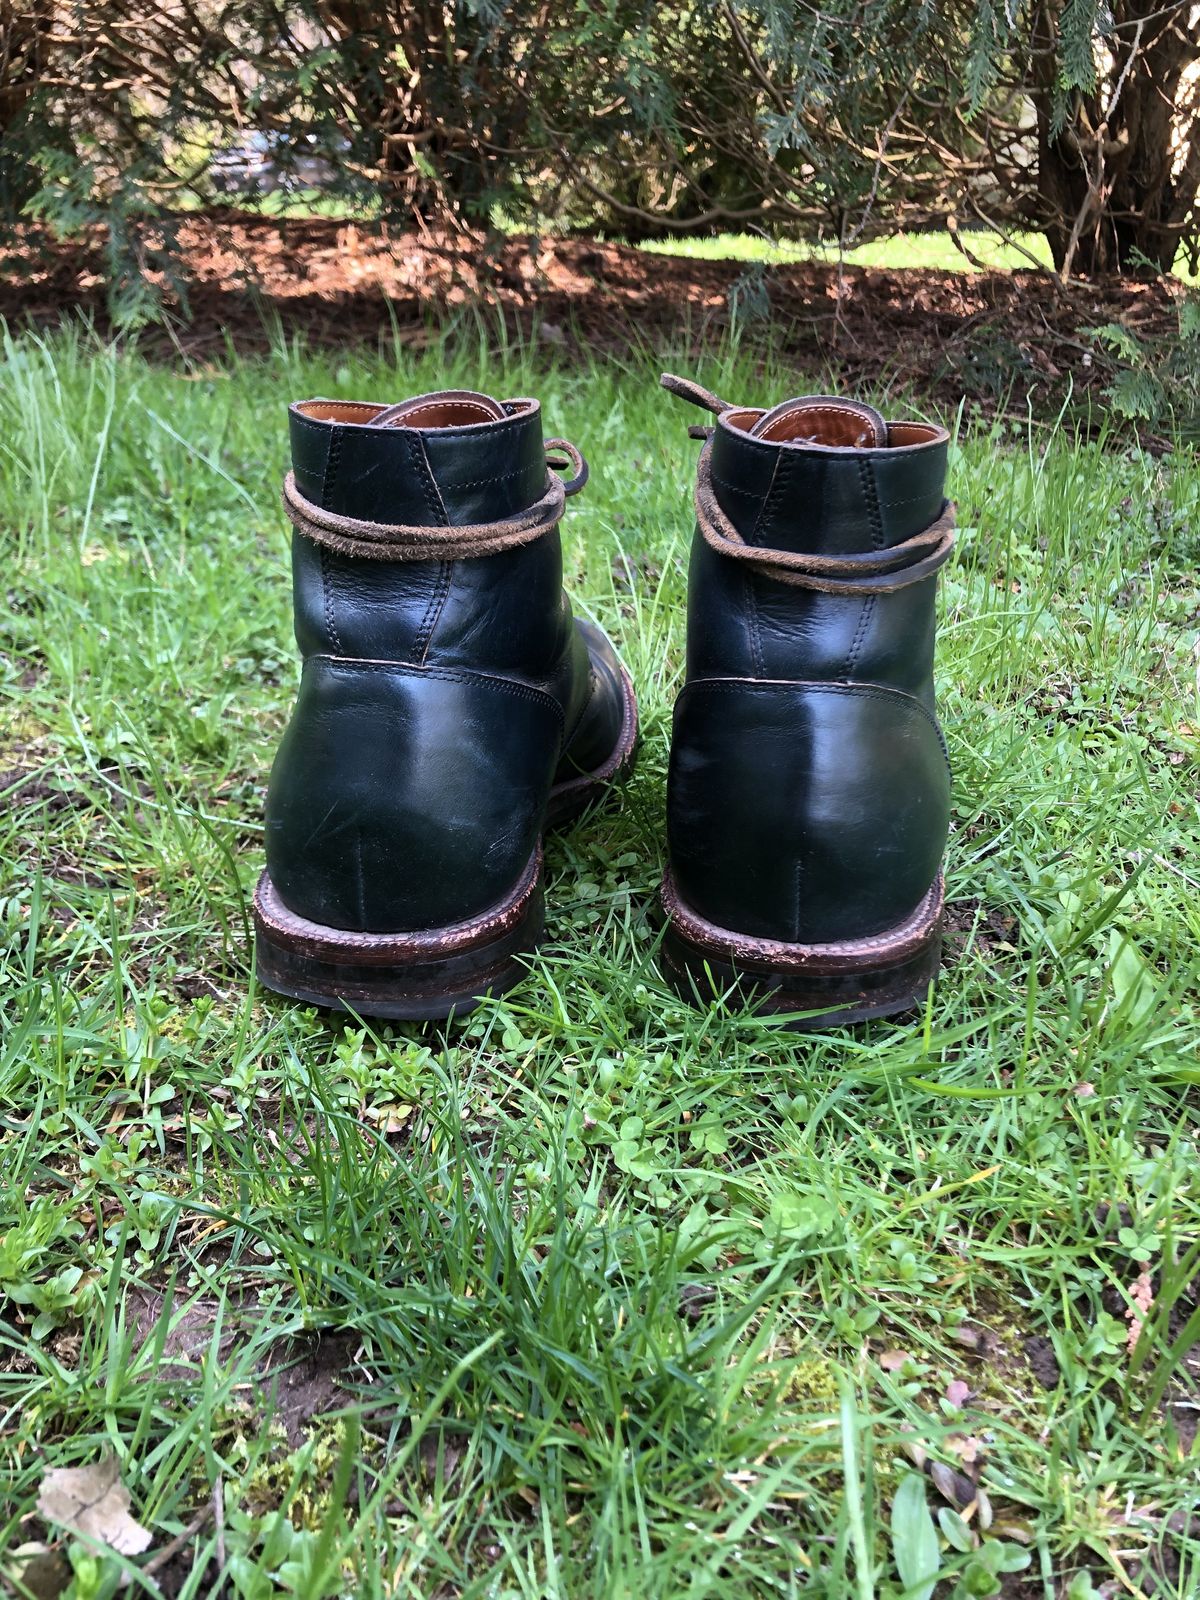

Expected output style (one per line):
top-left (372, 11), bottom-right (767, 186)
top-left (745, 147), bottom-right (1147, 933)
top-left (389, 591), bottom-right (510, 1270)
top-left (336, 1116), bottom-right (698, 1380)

top-left (759, 404), bottom-right (880, 446)
top-left (887, 422), bottom-right (943, 446)
top-left (298, 400), bottom-right (389, 423)
top-left (395, 400), bottom-right (501, 428)
top-left (294, 395), bottom-right (538, 431)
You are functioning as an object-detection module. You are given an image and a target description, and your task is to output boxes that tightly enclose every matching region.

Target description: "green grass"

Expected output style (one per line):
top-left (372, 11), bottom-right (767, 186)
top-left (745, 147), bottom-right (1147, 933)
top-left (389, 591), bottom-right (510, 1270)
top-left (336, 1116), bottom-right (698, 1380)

top-left (633, 229), bottom-right (1056, 274)
top-left (632, 227), bottom-right (1200, 282)
top-left (1, 320), bottom-right (1198, 1600)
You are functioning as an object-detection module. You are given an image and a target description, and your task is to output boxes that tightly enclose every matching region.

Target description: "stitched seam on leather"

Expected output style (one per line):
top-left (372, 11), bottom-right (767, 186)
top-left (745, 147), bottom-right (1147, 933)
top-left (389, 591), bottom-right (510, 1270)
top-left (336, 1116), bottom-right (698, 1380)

top-left (316, 431), bottom-right (345, 654)
top-left (321, 425), bottom-right (341, 503)
top-left (407, 431), bottom-right (453, 664)
top-left (742, 451), bottom-right (792, 675)
top-left (710, 475), bottom-right (767, 499)
top-left (406, 429), bottom-right (448, 524)
top-left (880, 491), bottom-right (946, 510)
top-left (681, 677), bottom-right (947, 753)
top-left (319, 544), bottom-right (344, 656)
top-left (442, 467), bottom-right (542, 490)
top-left (310, 656), bottom-right (565, 732)
top-left (718, 426), bottom-right (942, 461)
top-left (750, 448), bottom-right (788, 546)
top-left (407, 412), bottom-right (534, 441)
top-left (760, 403), bottom-right (877, 442)
top-left (845, 457), bottom-right (883, 678)
top-left (302, 401), bottom-right (384, 417)
top-left (743, 568), bottom-right (765, 677)
top-left (401, 401), bottom-right (498, 426)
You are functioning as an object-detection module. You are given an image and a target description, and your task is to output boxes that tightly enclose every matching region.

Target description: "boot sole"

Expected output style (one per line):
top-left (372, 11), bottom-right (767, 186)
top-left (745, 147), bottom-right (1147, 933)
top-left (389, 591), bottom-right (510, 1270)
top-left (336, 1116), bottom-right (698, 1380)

top-left (658, 869), bottom-right (944, 1029)
top-left (253, 664), bottom-right (639, 1020)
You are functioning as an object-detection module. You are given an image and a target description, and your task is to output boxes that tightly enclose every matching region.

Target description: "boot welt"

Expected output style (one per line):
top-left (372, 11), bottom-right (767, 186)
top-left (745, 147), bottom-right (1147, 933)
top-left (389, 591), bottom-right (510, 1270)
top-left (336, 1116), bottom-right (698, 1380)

top-left (659, 869), bottom-right (944, 1030)
top-left (253, 661), bottom-right (639, 1021)
top-left (545, 660), bottom-right (639, 827)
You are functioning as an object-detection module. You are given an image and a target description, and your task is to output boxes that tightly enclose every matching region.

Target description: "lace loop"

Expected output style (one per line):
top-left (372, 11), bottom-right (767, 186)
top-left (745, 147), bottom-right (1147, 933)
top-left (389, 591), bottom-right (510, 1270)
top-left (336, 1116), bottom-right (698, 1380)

top-left (281, 440), bottom-right (585, 562)
top-left (693, 436), bottom-right (955, 594)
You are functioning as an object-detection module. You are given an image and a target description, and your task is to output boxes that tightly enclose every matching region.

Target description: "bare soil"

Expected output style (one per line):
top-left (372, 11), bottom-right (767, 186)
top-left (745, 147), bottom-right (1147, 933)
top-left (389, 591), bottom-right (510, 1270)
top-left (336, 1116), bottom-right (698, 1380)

top-left (0, 213), bottom-right (1183, 414)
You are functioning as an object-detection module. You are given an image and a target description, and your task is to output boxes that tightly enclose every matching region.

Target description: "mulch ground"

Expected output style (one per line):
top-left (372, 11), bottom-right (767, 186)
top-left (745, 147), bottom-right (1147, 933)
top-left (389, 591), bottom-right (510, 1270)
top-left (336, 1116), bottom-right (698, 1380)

top-left (0, 212), bottom-right (1184, 412)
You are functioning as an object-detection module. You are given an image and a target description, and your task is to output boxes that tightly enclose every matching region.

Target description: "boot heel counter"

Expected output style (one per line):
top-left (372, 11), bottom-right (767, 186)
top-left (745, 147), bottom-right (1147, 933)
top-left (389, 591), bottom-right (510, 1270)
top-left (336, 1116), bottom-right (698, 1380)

top-left (667, 679), bottom-right (950, 944)
top-left (265, 657), bottom-right (561, 932)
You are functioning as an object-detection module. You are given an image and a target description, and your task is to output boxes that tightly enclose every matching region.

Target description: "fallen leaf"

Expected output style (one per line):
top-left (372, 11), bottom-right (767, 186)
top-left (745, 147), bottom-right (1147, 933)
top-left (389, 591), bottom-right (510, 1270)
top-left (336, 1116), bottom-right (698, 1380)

top-left (37, 1457), bottom-right (153, 1555)
top-left (879, 1349), bottom-right (912, 1371)
top-left (950, 1322), bottom-right (997, 1357)
top-left (929, 1460), bottom-right (978, 1512)
top-left (945, 1379), bottom-right (971, 1407)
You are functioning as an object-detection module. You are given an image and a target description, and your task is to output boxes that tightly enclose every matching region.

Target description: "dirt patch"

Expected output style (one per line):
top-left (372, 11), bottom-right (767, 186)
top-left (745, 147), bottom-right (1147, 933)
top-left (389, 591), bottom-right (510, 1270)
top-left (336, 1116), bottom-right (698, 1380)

top-left (126, 1288), bottom-right (358, 1446)
top-left (257, 1328), bottom-right (359, 1447)
top-left (0, 214), bottom-right (1183, 415)
top-left (1022, 1333), bottom-right (1061, 1391)
top-left (943, 899), bottom-right (1020, 963)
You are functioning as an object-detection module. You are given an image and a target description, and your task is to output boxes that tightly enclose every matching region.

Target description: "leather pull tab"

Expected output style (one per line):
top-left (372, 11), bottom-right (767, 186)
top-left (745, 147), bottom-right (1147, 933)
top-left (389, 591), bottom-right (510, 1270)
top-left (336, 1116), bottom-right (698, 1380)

top-left (545, 437), bottom-right (589, 496)
top-left (749, 396), bottom-right (888, 448)
top-left (660, 372), bottom-right (733, 416)
top-left (369, 390), bottom-right (507, 429)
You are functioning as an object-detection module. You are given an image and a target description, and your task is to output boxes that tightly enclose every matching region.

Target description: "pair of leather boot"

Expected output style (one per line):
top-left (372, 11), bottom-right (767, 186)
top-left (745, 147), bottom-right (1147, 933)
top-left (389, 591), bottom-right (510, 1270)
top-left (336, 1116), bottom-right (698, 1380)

top-left (253, 376), bottom-right (954, 1027)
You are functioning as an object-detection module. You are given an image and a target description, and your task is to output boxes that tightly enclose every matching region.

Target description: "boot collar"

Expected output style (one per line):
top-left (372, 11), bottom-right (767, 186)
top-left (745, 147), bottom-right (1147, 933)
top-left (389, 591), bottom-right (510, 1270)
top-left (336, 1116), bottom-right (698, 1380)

top-left (287, 390), bottom-right (546, 527)
top-left (709, 402), bottom-right (949, 556)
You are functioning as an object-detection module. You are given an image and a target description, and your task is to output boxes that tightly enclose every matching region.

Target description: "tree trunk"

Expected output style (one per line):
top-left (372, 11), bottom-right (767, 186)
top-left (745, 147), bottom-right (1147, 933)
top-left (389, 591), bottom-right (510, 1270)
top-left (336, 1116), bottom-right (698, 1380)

top-left (1032, 0), bottom-right (1197, 275)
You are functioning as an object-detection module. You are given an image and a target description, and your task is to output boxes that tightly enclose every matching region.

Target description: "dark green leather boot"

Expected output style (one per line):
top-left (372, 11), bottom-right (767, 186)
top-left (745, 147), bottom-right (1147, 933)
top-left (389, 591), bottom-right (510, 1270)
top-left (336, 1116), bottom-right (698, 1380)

top-left (253, 389), bottom-right (637, 1019)
top-left (658, 375), bottom-right (955, 1026)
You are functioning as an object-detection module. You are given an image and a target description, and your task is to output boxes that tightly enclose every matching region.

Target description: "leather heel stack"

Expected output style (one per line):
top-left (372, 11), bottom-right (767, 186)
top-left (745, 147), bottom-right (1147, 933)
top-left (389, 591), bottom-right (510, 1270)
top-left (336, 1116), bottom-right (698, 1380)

top-left (254, 850), bottom-right (546, 1022)
top-left (660, 870), bottom-right (944, 1028)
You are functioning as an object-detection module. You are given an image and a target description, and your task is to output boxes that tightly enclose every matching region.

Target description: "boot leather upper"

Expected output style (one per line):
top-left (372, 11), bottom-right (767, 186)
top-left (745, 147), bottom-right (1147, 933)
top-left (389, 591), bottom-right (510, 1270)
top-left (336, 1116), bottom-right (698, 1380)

top-left (668, 396), bottom-right (952, 944)
top-left (265, 392), bottom-right (626, 933)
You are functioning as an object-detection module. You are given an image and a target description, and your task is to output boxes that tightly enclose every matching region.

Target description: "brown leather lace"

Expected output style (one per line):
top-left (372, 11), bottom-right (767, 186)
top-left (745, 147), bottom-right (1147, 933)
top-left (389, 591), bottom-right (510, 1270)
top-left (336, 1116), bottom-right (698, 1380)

top-left (281, 437), bottom-right (587, 562)
top-left (662, 372), bottom-right (956, 594)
